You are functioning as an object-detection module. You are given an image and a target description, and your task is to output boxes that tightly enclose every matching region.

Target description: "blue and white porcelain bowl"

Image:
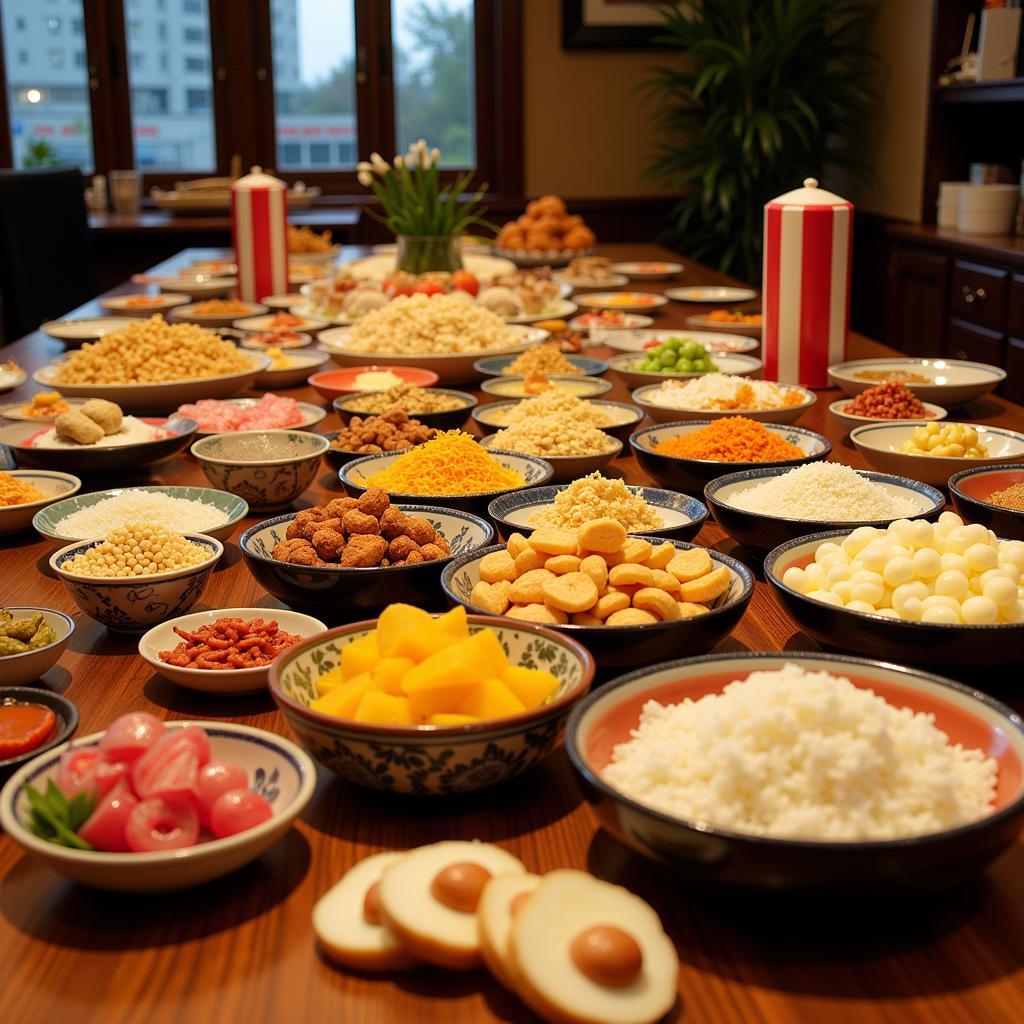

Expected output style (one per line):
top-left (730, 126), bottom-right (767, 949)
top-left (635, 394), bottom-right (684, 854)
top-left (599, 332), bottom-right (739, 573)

top-left (0, 721), bottom-right (316, 890)
top-left (339, 448), bottom-right (554, 516)
top-left (487, 483), bottom-right (708, 544)
top-left (472, 399), bottom-right (643, 442)
top-left (473, 354), bottom-right (609, 378)
top-left (478, 434), bottom-right (622, 484)
top-left (239, 505), bottom-right (493, 617)
top-left (705, 467), bottom-right (945, 552)
top-left (191, 429), bottom-right (330, 510)
top-left (49, 534), bottom-right (223, 633)
top-left (0, 607), bottom-right (75, 686)
top-left (269, 615), bottom-right (594, 795)
top-left (631, 420), bottom-right (831, 493)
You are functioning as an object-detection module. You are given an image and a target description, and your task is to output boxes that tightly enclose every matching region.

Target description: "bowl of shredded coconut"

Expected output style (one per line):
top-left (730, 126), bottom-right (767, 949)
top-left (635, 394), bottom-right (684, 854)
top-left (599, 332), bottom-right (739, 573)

top-left (566, 653), bottom-right (1024, 890)
top-left (705, 463), bottom-right (945, 551)
top-left (632, 375), bottom-right (816, 424)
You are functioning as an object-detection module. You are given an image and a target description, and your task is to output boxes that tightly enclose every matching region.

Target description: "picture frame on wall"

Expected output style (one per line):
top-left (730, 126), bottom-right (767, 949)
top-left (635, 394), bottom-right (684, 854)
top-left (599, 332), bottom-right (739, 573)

top-left (562, 0), bottom-right (673, 50)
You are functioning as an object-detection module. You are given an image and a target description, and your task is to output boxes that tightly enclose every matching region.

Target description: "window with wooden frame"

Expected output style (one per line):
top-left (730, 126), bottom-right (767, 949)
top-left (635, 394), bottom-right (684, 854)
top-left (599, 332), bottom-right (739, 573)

top-left (0, 0), bottom-right (522, 200)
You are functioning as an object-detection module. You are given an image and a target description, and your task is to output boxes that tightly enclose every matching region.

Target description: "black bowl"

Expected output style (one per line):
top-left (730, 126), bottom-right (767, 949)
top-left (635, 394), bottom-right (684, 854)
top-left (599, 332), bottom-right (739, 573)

top-left (565, 651), bottom-right (1024, 891)
top-left (238, 504), bottom-right (493, 618)
top-left (705, 468), bottom-right (945, 552)
top-left (332, 389), bottom-right (478, 432)
top-left (487, 483), bottom-right (708, 544)
top-left (471, 399), bottom-right (644, 443)
top-left (949, 464), bottom-right (1024, 541)
top-left (441, 539), bottom-right (754, 671)
top-left (0, 687), bottom-right (79, 776)
top-left (765, 529), bottom-right (1024, 676)
top-left (629, 420), bottom-right (831, 493)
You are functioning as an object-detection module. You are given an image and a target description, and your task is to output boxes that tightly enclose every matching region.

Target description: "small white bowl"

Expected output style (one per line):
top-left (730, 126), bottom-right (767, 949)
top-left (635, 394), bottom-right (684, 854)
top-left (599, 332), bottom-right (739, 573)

top-left (252, 349), bottom-right (330, 390)
top-left (158, 276), bottom-right (236, 299)
top-left (173, 301), bottom-right (268, 326)
top-left (0, 607), bottom-right (75, 686)
top-left (139, 607), bottom-right (328, 694)
top-left (829, 398), bottom-right (947, 433)
top-left (50, 535), bottom-right (223, 632)
top-left (0, 470), bottom-right (81, 534)
top-left (851, 421), bottom-right (1024, 487)
top-left (828, 358), bottom-right (1005, 407)
top-left (0, 722), bottom-right (316, 891)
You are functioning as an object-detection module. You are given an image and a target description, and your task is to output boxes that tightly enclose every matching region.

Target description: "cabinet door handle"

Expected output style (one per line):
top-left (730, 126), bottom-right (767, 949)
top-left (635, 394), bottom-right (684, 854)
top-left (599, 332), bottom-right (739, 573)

top-left (961, 285), bottom-right (987, 304)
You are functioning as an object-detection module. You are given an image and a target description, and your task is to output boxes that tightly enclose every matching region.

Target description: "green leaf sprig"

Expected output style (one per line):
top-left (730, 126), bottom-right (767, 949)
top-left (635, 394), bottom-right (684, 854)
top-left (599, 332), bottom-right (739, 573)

top-left (24, 780), bottom-right (95, 850)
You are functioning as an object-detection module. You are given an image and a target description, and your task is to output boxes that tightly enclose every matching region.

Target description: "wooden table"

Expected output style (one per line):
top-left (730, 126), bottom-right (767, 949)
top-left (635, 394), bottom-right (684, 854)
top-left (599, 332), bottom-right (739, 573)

top-left (2, 245), bottom-right (1022, 1024)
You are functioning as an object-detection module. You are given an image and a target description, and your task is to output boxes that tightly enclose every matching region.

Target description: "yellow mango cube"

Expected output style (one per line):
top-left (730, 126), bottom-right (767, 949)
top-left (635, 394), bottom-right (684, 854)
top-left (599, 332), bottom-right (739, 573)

top-left (457, 678), bottom-right (526, 720)
top-left (376, 604), bottom-right (433, 656)
top-left (470, 627), bottom-right (508, 677)
top-left (315, 666), bottom-right (346, 695)
top-left (389, 621), bottom-right (459, 663)
top-left (309, 672), bottom-right (377, 719)
top-left (353, 691), bottom-right (415, 726)
top-left (340, 633), bottom-right (380, 679)
top-left (503, 665), bottom-right (559, 709)
top-left (400, 636), bottom-right (494, 717)
top-left (373, 656), bottom-right (416, 695)
top-left (436, 605), bottom-right (469, 639)
top-left (429, 712), bottom-right (482, 726)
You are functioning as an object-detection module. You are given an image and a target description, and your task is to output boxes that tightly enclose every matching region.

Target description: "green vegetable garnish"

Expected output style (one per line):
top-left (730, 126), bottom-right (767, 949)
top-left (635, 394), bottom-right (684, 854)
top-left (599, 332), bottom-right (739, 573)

top-left (23, 779), bottom-right (95, 850)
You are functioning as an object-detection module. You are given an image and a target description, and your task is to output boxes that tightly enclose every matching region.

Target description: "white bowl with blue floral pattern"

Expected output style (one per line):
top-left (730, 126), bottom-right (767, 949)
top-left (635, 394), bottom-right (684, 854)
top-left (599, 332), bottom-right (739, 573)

top-left (269, 614), bottom-right (594, 795)
top-left (0, 721), bottom-right (317, 891)
top-left (191, 429), bottom-right (330, 510)
top-left (49, 534), bottom-right (223, 632)
top-left (239, 504), bottom-right (493, 616)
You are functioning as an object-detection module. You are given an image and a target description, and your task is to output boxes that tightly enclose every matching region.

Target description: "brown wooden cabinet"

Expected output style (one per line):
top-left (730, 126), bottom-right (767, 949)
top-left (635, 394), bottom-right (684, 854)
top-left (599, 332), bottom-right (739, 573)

top-left (887, 246), bottom-right (949, 357)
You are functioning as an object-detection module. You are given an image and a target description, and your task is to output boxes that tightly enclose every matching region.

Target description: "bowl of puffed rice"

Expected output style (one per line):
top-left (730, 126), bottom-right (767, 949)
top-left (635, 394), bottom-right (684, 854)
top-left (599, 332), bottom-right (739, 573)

top-left (478, 430), bottom-right (623, 483)
top-left (49, 526), bottom-right (223, 632)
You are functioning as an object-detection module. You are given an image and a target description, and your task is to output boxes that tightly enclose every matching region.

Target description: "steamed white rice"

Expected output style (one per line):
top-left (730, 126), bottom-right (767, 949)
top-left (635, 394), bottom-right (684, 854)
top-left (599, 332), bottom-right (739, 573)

top-left (603, 663), bottom-right (997, 841)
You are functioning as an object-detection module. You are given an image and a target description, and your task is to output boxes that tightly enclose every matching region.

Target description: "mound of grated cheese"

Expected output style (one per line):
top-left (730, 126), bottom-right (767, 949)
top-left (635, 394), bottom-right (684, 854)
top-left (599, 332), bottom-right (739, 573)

top-left (727, 461), bottom-right (920, 521)
top-left (650, 373), bottom-right (804, 410)
top-left (55, 491), bottom-right (230, 538)
top-left (603, 663), bottom-right (997, 841)
top-left (529, 471), bottom-right (664, 531)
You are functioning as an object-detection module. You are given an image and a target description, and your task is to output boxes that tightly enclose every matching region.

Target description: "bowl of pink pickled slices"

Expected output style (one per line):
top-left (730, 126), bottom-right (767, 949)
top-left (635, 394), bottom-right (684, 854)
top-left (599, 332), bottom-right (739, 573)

top-left (0, 713), bottom-right (316, 891)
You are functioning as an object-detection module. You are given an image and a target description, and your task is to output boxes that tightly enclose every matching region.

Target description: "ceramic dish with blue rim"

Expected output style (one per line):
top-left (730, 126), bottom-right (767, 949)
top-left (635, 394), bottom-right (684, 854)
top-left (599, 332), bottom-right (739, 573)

top-left (0, 721), bottom-right (317, 891)
top-left (705, 468), bottom-right (945, 552)
top-left (565, 650), bottom-right (1024, 891)
top-left (0, 416), bottom-right (199, 473)
top-left (765, 529), bottom-right (1024, 675)
top-left (0, 470), bottom-right (81, 535)
top-left (478, 375), bottom-right (614, 400)
top-left (332, 388), bottom-right (478, 432)
top-left (478, 433), bottom-right (622, 484)
top-left (471, 399), bottom-right (643, 442)
top-left (487, 483), bottom-right (708, 544)
top-left (442, 539), bottom-right (754, 671)
top-left (33, 485), bottom-right (248, 544)
top-left (268, 614), bottom-right (594, 795)
top-left (240, 504), bottom-right (493, 616)
top-left (472, 354), bottom-right (609, 378)
top-left (339, 449), bottom-right (554, 517)
top-left (949, 464), bottom-right (1024, 541)
top-left (0, 608), bottom-right (75, 687)
top-left (630, 420), bottom-right (832, 494)
top-left (50, 534), bottom-right (223, 633)
top-left (0, 687), bottom-right (78, 775)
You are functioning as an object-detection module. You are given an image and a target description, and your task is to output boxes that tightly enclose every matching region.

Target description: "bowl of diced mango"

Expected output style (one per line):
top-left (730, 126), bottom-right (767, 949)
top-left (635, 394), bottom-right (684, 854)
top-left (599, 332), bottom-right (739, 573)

top-left (268, 603), bottom-right (595, 794)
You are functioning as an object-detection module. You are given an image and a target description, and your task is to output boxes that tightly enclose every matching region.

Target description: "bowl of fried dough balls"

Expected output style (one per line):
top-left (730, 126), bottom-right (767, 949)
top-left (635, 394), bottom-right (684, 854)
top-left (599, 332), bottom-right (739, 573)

top-left (494, 195), bottom-right (597, 267)
top-left (238, 489), bottom-right (494, 617)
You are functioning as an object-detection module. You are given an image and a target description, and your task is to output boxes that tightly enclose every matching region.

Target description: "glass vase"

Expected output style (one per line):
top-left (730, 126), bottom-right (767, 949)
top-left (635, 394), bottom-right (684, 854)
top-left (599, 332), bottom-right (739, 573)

top-left (395, 235), bottom-right (463, 275)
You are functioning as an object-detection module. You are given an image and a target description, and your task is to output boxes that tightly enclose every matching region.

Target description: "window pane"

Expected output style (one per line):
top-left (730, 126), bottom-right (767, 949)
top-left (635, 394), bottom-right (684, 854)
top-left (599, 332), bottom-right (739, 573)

top-left (1, 0), bottom-right (94, 171)
top-left (124, 0), bottom-right (215, 171)
top-left (272, 0), bottom-right (357, 171)
top-left (392, 0), bottom-right (475, 168)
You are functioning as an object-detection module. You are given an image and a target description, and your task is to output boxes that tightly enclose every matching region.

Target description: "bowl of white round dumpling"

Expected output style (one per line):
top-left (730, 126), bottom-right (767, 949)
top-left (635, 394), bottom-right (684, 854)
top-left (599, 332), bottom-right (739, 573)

top-left (765, 511), bottom-right (1024, 677)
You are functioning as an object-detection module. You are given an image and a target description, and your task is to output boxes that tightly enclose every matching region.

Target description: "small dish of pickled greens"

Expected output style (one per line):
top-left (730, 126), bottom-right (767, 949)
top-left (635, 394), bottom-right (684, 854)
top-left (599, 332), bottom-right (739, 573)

top-left (0, 609), bottom-right (56, 656)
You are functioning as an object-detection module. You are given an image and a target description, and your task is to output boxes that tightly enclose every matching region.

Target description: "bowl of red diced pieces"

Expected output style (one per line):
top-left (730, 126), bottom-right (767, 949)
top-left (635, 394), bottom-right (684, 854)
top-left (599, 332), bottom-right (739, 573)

top-left (830, 381), bottom-right (947, 433)
top-left (0, 714), bottom-right (316, 890)
top-left (138, 608), bottom-right (328, 694)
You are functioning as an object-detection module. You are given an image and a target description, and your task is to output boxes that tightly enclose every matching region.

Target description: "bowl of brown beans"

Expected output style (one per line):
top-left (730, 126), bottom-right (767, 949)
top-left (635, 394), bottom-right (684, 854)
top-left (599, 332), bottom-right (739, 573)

top-left (138, 607), bottom-right (328, 694)
top-left (332, 384), bottom-right (477, 432)
top-left (829, 380), bottom-right (946, 434)
top-left (323, 410), bottom-right (438, 467)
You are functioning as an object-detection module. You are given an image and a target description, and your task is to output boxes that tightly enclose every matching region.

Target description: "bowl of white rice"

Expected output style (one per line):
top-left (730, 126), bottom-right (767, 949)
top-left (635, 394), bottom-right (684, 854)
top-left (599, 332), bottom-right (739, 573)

top-left (566, 652), bottom-right (1024, 890)
top-left (704, 463), bottom-right (945, 552)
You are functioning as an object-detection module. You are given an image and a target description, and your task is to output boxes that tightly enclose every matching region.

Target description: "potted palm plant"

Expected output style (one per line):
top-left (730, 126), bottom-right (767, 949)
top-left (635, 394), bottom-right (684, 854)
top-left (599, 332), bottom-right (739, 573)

top-left (356, 140), bottom-right (490, 275)
top-left (644, 0), bottom-right (878, 283)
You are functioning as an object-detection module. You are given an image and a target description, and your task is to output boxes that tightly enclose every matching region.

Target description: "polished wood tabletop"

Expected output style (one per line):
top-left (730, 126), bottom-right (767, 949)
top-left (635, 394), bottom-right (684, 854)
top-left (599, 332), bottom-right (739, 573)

top-left (1, 244), bottom-right (1022, 1024)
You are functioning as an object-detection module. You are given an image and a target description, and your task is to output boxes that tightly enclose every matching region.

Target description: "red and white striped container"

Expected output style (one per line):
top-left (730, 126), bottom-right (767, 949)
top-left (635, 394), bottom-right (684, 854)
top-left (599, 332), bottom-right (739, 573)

top-left (231, 167), bottom-right (289, 302)
top-left (762, 177), bottom-right (853, 389)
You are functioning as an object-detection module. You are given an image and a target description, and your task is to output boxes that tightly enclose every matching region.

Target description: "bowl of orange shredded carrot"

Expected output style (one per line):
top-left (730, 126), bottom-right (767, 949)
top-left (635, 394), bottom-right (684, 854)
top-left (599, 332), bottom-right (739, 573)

top-left (338, 430), bottom-right (554, 516)
top-left (630, 417), bottom-right (831, 492)
top-left (0, 470), bottom-right (81, 535)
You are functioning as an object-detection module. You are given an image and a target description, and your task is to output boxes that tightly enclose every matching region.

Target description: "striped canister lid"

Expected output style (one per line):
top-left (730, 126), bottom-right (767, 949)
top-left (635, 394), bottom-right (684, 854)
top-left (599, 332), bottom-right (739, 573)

top-left (762, 177), bottom-right (853, 389)
top-left (231, 166), bottom-right (289, 303)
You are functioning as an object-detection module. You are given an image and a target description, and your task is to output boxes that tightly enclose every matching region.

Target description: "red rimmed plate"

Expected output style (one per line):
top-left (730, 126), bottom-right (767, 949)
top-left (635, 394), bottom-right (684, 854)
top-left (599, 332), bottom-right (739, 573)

top-left (307, 366), bottom-right (440, 401)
